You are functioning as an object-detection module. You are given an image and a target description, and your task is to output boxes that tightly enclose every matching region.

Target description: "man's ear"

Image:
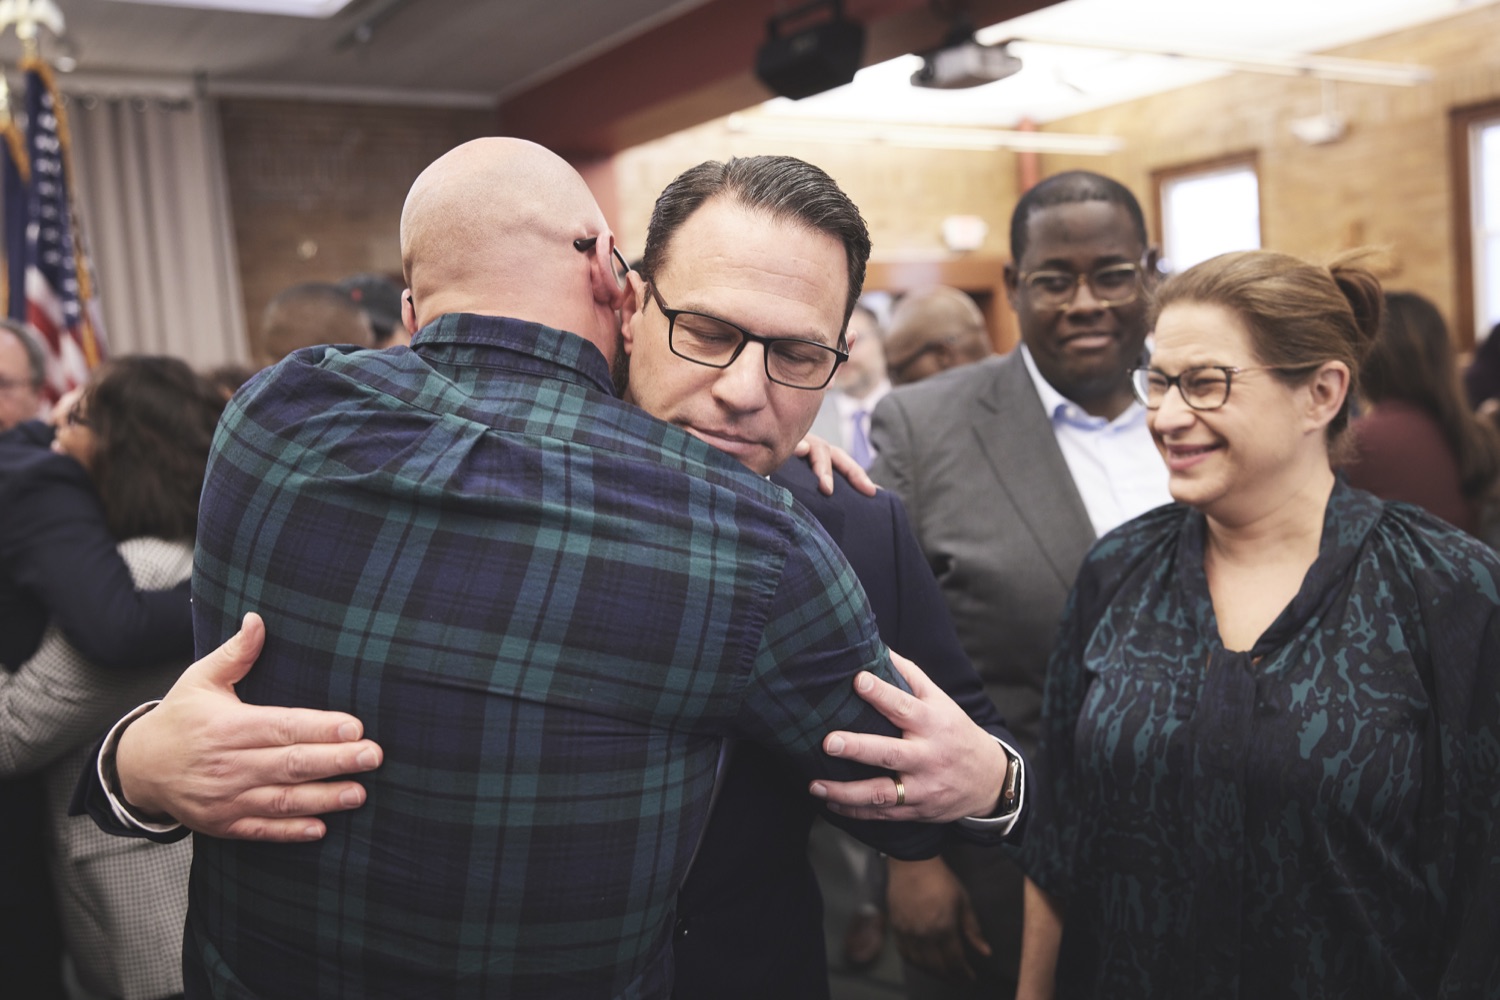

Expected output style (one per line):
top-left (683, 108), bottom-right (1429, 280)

top-left (1003, 261), bottom-right (1021, 312)
top-left (1143, 246), bottom-right (1163, 285)
top-left (619, 272), bottom-right (646, 357)
top-left (1305, 360), bottom-right (1351, 432)
top-left (401, 291), bottom-right (419, 335)
top-left (588, 234), bottom-right (631, 312)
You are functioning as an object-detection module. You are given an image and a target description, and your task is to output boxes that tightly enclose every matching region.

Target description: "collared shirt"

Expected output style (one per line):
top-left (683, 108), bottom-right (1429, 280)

top-left (182, 314), bottom-right (942, 999)
top-left (1020, 345), bottom-right (1170, 537)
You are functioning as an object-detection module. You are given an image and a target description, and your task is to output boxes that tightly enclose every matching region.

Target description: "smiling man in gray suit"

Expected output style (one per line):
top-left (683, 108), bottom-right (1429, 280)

top-left (867, 172), bottom-right (1171, 998)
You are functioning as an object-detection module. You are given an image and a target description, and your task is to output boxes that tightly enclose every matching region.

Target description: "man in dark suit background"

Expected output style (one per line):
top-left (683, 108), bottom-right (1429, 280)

top-left (869, 172), bottom-right (1172, 998)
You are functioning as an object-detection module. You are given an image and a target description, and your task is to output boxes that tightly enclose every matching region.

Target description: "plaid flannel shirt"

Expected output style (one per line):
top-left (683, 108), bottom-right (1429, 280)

top-left (183, 315), bottom-right (939, 999)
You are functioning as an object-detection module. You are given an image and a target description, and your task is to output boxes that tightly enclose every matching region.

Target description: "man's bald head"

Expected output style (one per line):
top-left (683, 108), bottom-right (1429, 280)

top-left (399, 138), bottom-right (625, 353)
top-left (885, 286), bottom-right (992, 386)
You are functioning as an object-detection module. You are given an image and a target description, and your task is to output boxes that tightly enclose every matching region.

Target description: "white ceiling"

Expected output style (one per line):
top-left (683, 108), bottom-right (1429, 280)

top-left (760, 0), bottom-right (1495, 128)
top-left (1, 0), bottom-right (710, 104)
top-left (0, 0), bottom-right (1490, 119)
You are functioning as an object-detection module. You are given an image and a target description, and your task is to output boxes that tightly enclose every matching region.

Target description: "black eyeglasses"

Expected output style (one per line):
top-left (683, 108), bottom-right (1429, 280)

top-left (1017, 261), bottom-right (1146, 311)
top-left (647, 284), bottom-right (848, 391)
top-left (573, 236), bottom-right (631, 289)
top-left (1129, 364), bottom-right (1303, 411)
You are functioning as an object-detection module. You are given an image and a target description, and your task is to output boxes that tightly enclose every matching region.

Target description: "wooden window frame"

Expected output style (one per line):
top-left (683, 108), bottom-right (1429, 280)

top-left (1151, 152), bottom-right (1262, 271)
top-left (1451, 99), bottom-right (1500, 350)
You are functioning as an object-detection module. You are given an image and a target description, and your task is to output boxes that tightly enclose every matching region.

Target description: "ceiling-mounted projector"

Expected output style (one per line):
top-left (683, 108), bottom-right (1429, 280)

top-left (912, 35), bottom-right (1022, 90)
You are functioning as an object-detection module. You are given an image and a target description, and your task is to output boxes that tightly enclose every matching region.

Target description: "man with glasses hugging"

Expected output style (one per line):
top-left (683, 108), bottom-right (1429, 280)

top-left (867, 171), bottom-right (1173, 1000)
top-left (78, 141), bottom-right (1023, 999)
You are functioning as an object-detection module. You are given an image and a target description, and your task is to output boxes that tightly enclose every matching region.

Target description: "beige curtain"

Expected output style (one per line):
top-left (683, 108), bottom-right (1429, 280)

top-left (65, 89), bottom-right (247, 368)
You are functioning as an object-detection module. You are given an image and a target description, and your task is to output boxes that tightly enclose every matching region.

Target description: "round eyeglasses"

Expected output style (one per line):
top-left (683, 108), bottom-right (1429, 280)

top-left (1017, 262), bottom-right (1145, 311)
top-left (648, 284), bottom-right (848, 391)
top-left (1129, 364), bottom-right (1301, 411)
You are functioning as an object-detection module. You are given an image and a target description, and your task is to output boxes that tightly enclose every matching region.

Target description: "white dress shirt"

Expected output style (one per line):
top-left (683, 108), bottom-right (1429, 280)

top-left (1020, 345), bottom-right (1171, 537)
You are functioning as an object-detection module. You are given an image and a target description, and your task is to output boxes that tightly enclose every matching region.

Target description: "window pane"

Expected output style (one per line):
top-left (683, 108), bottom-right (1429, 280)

top-left (1485, 234), bottom-right (1500, 335)
top-left (1482, 124), bottom-right (1500, 233)
top-left (1160, 166), bottom-right (1261, 273)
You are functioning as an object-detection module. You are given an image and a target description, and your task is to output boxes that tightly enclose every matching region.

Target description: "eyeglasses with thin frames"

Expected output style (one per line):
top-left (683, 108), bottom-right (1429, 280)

top-left (1128, 364), bottom-right (1308, 411)
top-left (1017, 261), bottom-right (1146, 311)
top-left (647, 283), bottom-right (848, 391)
top-left (573, 236), bottom-right (631, 290)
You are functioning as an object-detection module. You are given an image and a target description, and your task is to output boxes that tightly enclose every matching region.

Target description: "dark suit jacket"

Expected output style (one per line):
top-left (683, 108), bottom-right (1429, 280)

top-left (671, 458), bottom-right (1020, 1000)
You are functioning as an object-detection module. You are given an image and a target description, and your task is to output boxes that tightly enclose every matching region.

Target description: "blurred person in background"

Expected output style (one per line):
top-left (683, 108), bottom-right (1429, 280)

top-left (809, 302), bottom-right (889, 468)
top-left (0, 319), bottom-right (47, 431)
top-left (0, 354), bottom-right (194, 996)
top-left (1343, 290), bottom-right (1500, 537)
top-left (253, 282), bottom-right (373, 367)
top-left (884, 287), bottom-right (992, 387)
top-left (1463, 320), bottom-right (1500, 418)
top-left (1017, 250), bottom-right (1500, 998)
top-left (340, 273), bottom-right (410, 349)
top-left (0, 357), bottom-right (223, 1000)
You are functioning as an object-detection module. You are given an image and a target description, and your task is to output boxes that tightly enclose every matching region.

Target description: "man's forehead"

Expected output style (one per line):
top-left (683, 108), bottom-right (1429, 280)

top-left (655, 204), bottom-right (848, 342)
top-left (1021, 201), bottom-right (1143, 266)
top-left (0, 332), bottom-right (28, 371)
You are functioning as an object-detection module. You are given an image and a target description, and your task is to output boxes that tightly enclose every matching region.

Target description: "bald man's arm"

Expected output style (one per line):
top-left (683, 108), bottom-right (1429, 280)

top-left (79, 614), bottom-right (383, 842)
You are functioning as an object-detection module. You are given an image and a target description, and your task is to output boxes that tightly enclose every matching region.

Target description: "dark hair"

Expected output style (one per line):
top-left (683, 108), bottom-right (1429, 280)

top-left (1367, 292), bottom-right (1500, 500)
top-left (639, 156), bottom-right (871, 330)
top-left (1010, 171), bottom-right (1148, 263)
top-left (1150, 249), bottom-right (1383, 448)
top-left (1, 320), bottom-right (46, 387)
top-left (1465, 321), bottom-right (1500, 409)
top-left (83, 356), bottom-right (226, 541)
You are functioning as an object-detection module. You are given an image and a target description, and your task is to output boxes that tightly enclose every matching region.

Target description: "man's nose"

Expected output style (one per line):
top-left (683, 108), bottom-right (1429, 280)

top-left (1066, 275), bottom-right (1106, 313)
top-left (711, 343), bottom-right (772, 411)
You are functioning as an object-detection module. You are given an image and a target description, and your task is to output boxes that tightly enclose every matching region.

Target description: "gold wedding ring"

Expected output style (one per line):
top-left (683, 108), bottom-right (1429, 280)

top-left (893, 778), bottom-right (906, 807)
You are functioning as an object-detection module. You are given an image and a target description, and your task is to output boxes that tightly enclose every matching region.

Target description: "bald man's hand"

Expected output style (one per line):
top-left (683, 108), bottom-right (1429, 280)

top-left (794, 433), bottom-right (878, 497)
top-left (809, 651), bottom-right (1005, 823)
top-left (115, 613), bottom-right (382, 842)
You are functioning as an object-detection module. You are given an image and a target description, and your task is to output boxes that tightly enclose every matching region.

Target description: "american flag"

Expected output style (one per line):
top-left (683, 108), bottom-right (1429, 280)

top-left (20, 58), bottom-right (104, 399)
top-left (1, 95), bottom-right (28, 325)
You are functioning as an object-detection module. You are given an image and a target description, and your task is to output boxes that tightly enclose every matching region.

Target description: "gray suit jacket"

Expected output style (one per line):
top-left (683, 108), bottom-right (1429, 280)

top-left (0, 537), bottom-right (193, 1000)
top-left (869, 350), bottom-right (1095, 756)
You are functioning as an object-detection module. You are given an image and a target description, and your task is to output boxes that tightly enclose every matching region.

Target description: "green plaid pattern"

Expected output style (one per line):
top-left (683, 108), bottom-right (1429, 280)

top-left (183, 315), bottom-right (939, 998)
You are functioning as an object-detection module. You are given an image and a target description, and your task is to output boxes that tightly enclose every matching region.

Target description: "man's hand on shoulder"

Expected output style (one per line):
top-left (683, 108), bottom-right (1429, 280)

top-left (794, 434), bottom-right (878, 497)
top-left (809, 650), bottom-right (1006, 823)
top-left (115, 612), bottom-right (383, 842)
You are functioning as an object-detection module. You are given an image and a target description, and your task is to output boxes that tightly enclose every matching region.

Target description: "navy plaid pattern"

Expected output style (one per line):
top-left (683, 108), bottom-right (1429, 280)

top-left (184, 315), bottom-right (939, 999)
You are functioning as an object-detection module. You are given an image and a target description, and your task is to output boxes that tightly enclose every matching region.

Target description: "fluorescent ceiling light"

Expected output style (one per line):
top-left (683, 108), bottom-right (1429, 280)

top-left (1001, 35), bottom-right (1432, 87)
top-left (725, 114), bottom-right (1124, 156)
top-left (101, 0), bottom-right (354, 17)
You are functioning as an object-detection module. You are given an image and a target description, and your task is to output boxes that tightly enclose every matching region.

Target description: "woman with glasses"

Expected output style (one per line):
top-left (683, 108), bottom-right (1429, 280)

top-left (0, 356), bottom-right (224, 1000)
top-left (1015, 250), bottom-right (1500, 999)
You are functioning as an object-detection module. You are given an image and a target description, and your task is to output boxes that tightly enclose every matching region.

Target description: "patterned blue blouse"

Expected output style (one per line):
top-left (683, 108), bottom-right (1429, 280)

top-left (1020, 479), bottom-right (1500, 999)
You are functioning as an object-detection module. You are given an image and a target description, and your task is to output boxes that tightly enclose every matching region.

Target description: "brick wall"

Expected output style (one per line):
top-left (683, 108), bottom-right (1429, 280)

top-left (613, 117), bottom-right (1019, 263)
top-left (1034, 4), bottom-right (1500, 345)
top-left (218, 99), bottom-right (493, 342)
